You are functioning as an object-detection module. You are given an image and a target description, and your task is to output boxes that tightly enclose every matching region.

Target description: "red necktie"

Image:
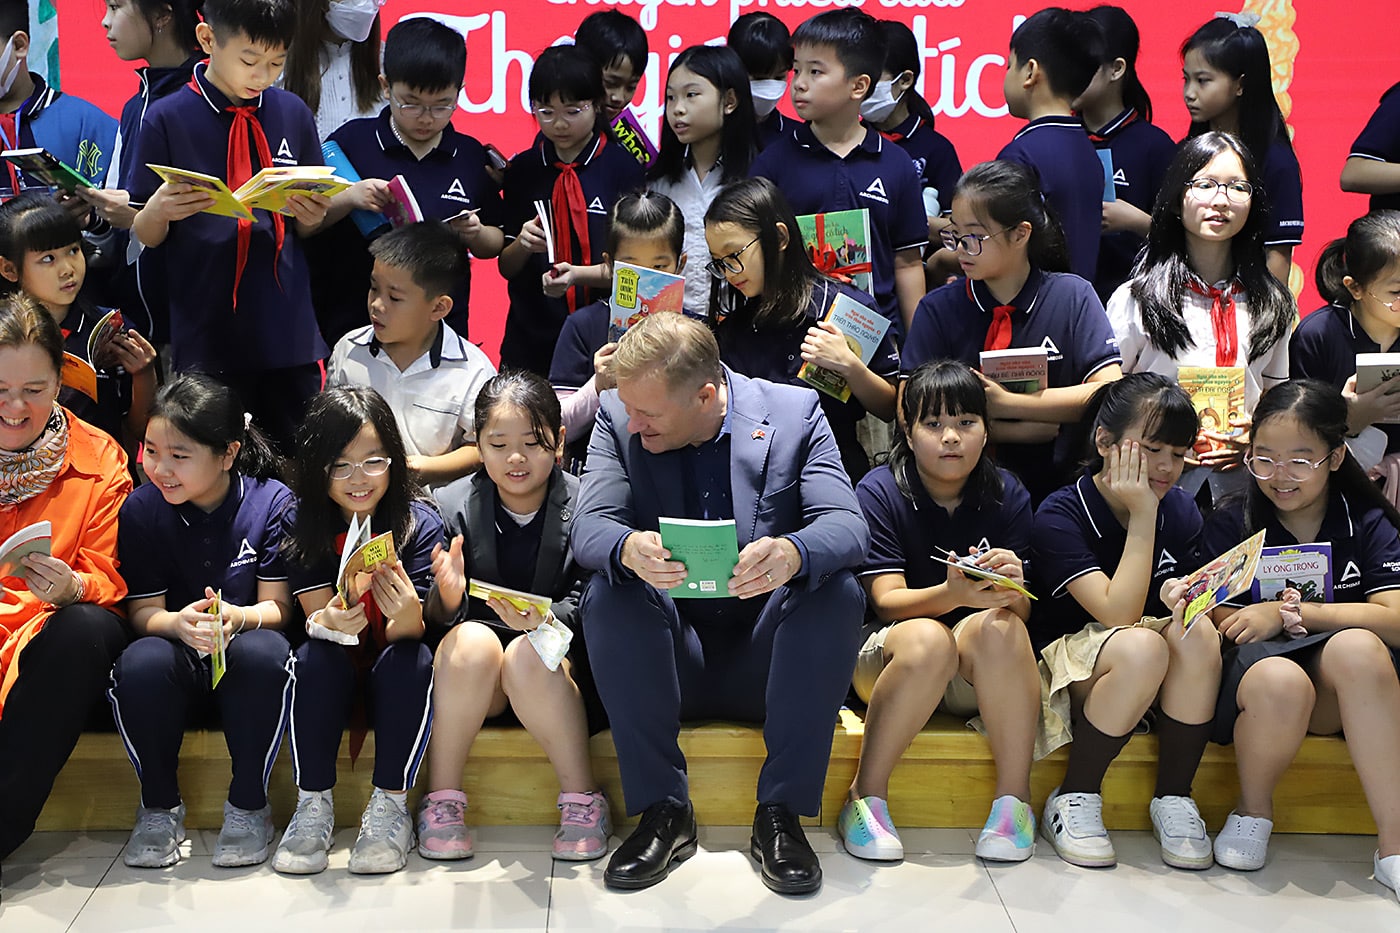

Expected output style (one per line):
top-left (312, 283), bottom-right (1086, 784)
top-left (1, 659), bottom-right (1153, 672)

top-left (551, 158), bottom-right (592, 313)
top-left (1188, 278), bottom-right (1241, 367)
top-left (878, 129), bottom-right (905, 143)
top-left (225, 102), bottom-right (283, 310)
top-left (983, 305), bottom-right (1016, 351)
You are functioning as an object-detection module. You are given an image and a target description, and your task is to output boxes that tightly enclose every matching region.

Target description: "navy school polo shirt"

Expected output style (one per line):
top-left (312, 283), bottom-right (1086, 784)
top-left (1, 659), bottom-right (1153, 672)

top-left (755, 109), bottom-right (796, 152)
top-left (1204, 489), bottom-right (1400, 608)
top-left (499, 131), bottom-right (646, 376)
top-left (494, 497), bottom-right (548, 595)
top-left (1350, 82), bottom-right (1400, 213)
top-left (857, 462), bottom-right (1033, 626)
top-left (548, 299), bottom-right (610, 393)
top-left (283, 499), bottom-right (445, 600)
top-left (128, 63), bottom-right (327, 372)
top-left (874, 113), bottom-right (963, 217)
top-left (1290, 303), bottom-right (1400, 454)
top-left (59, 302), bottom-right (134, 444)
top-left (749, 123), bottom-right (929, 335)
top-left (997, 116), bottom-right (1104, 283)
top-left (118, 474), bottom-right (294, 609)
top-left (1088, 108), bottom-right (1178, 303)
top-left (1030, 472), bottom-right (1203, 649)
top-left (1258, 137), bottom-right (1304, 249)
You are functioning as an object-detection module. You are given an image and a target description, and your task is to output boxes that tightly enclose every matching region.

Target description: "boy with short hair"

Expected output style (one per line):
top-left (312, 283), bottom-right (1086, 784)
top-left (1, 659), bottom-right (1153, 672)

top-left (130, 0), bottom-right (331, 452)
top-left (998, 8), bottom-right (1106, 283)
top-left (748, 8), bottom-right (927, 338)
top-left (326, 221), bottom-right (495, 487)
top-left (573, 10), bottom-right (648, 155)
top-left (317, 17), bottom-right (504, 344)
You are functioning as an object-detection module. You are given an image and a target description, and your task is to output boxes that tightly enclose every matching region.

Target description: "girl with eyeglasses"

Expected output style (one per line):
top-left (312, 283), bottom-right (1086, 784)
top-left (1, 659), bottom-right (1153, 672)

top-left (1201, 379), bottom-right (1400, 896)
top-left (273, 386), bottom-right (445, 877)
top-left (703, 177), bottom-right (897, 480)
top-left (1106, 132), bottom-right (1295, 503)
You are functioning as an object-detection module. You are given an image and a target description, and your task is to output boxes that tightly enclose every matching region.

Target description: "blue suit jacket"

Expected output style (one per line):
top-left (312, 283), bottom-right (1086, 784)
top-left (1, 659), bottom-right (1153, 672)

top-left (571, 368), bottom-right (869, 592)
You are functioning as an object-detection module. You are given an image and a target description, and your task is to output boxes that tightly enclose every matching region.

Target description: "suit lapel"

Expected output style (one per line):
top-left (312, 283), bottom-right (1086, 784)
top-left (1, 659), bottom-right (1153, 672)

top-left (531, 469), bottom-right (572, 594)
top-left (466, 473), bottom-right (502, 584)
top-left (727, 373), bottom-right (772, 546)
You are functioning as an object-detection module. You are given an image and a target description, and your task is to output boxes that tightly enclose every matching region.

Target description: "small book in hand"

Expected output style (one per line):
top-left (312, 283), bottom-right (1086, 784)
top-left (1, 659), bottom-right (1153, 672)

top-left (658, 518), bottom-right (740, 599)
top-left (0, 520), bottom-right (52, 582)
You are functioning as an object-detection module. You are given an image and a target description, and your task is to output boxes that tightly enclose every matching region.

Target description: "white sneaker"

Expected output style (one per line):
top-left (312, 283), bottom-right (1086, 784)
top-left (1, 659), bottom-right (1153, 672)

top-left (1375, 851), bottom-right (1400, 902)
top-left (1041, 787), bottom-right (1115, 868)
top-left (348, 788), bottom-right (414, 875)
top-left (1149, 796), bottom-right (1213, 870)
top-left (1213, 811), bottom-right (1272, 871)
top-left (122, 803), bottom-right (187, 868)
top-left (212, 801), bottom-right (275, 867)
top-left (272, 790), bottom-right (335, 875)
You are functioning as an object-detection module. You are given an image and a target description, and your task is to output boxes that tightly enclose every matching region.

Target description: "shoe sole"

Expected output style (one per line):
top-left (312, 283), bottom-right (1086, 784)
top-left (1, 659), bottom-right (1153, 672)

top-left (975, 841), bottom-right (1036, 862)
top-left (123, 850), bottom-right (181, 869)
top-left (1154, 831), bottom-right (1214, 871)
top-left (211, 846), bottom-right (270, 868)
top-left (603, 837), bottom-right (698, 890)
top-left (749, 839), bottom-right (823, 895)
top-left (553, 845), bottom-right (609, 862)
top-left (840, 837), bottom-right (903, 862)
top-left (418, 846), bottom-right (475, 861)
top-left (1214, 849), bottom-right (1266, 871)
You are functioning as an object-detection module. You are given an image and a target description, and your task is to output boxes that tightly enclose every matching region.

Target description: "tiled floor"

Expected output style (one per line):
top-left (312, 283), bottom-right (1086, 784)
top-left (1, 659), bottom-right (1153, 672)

top-left (3, 826), bottom-right (1396, 931)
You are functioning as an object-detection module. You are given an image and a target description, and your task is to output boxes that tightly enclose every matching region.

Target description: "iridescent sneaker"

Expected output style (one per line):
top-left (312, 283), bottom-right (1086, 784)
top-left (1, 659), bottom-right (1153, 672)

top-left (975, 795), bottom-right (1036, 862)
top-left (348, 788), bottom-right (414, 874)
top-left (416, 789), bottom-right (473, 861)
top-left (553, 791), bottom-right (611, 861)
top-left (122, 802), bottom-right (187, 868)
top-left (838, 795), bottom-right (904, 861)
top-left (212, 801), bottom-right (275, 867)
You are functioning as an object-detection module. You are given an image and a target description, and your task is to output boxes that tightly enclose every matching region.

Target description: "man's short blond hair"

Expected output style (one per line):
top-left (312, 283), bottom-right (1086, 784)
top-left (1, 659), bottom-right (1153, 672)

top-left (613, 313), bottom-right (724, 393)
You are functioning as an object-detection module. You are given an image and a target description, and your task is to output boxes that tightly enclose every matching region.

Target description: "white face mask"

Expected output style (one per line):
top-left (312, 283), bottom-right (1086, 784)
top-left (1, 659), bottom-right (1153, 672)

top-left (749, 79), bottom-right (787, 118)
top-left (0, 36), bottom-right (21, 99)
top-left (326, 0), bottom-right (383, 44)
top-left (859, 79), bottom-right (905, 124)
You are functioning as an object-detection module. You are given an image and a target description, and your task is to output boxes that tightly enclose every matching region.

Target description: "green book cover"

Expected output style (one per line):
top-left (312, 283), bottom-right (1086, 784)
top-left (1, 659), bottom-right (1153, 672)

top-left (658, 518), bottom-right (739, 599)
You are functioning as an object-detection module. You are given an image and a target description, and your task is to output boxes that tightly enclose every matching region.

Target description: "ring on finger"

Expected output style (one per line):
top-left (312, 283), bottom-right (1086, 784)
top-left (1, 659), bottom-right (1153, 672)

top-left (764, 570), bottom-right (774, 584)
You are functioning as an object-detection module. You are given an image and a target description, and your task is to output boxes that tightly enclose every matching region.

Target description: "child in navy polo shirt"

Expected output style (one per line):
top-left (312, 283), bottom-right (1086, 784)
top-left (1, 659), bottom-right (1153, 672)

top-left (109, 375), bottom-right (295, 870)
top-left (1031, 375), bottom-right (1217, 872)
top-left (497, 44), bottom-right (645, 376)
top-left (549, 191), bottom-right (686, 471)
top-left (129, 0), bottom-right (332, 453)
top-left (707, 177), bottom-right (897, 481)
top-left (903, 161), bottom-right (1122, 502)
top-left (1292, 212), bottom-right (1400, 463)
top-left (0, 194), bottom-right (157, 454)
top-left (1073, 6), bottom-right (1177, 303)
top-left (273, 386), bottom-right (443, 877)
top-left (317, 17), bottom-right (504, 344)
top-left (727, 13), bottom-right (794, 152)
top-left (749, 8), bottom-right (928, 338)
top-left (1181, 17), bottom-right (1303, 285)
top-left (997, 7), bottom-right (1104, 284)
top-left (327, 221), bottom-right (495, 488)
top-left (573, 10), bottom-right (648, 152)
top-left (845, 361), bottom-right (1040, 865)
top-left (1202, 380), bottom-right (1400, 896)
top-left (418, 372), bottom-right (608, 863)
top-left (1342, 81), bottom-right (1400, 213)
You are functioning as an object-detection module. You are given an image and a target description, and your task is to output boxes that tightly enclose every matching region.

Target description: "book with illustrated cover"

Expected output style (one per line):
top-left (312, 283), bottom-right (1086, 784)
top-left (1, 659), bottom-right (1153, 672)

top-left (796, 209), bottom-right (873, 297)
top-left (1250, 543), bottom-right (1332, 604)
top-left (609, 262), bottom-right (687, 341)
top-left (382, 174), bottom-right (424, 228)
top-left (207, 589), bottom-right (228, 689)
top-left (0, 520), bottom-right (52, 581)
top-left (1180, 529), bottom-right (1266, 633)
top-left (979, 347), bottom-right (1049, 394)
top-left (61, 352), bottom-right (98, 402)
top-left (468, 579), bottom-right (553, 616)
top-left (610, 107), bottom-right (657, 166)
top-left (335, 514), bottom-right (396, 608)
top-left (147, 164), bottom-right (351, 222)
top-left (2, 148), bottom-right (95, 192)
top-left (86, 309), bottom-right (124, 369)
top-left (658, 518), bottom-right (739, 599)
top-left (797, 290), bottom-right (892, 402)
top-left (1355, 353), bottom-right (1400, 423)
top-left (931, 549), bottom-right (1037, 600)
top-left (1177, 366), bottom-right (1246, 452)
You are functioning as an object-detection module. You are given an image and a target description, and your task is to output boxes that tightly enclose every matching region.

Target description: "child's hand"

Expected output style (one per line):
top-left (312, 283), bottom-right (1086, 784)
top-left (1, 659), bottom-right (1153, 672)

top-left (448, 209), bottom-right (482, 245)
top-left (485, 595), bottom-right (547, 632)
top-left (20, 553), bottom-right (80, 607)
top-left (542, 262), bottom-right (576, 297)
top-left (1159, 576), bottom-right (1187, 609)
top-left (1196, 425), bottom-right (1249, 472)
top-left (1345, 373), bottom-right (1400, 430)
top-left (320, 595), bottom-right (368, 637)
top-left (147, 181), bottom-right (215, 223)
top-left (370, 560), bottom-right (420, 622)
top-left (285, 192), bottom-right (332, 227)
top-left (347, 178), bottom-right (391, 212)
top-left (975, 547), bottom-right (1025, 584)
top-left (102, 329), bottom-right (158, 375)
top-left (55, 190), bottom-right (94, 224)
top-left (431, 536), bottom-right (466, 611)
top-left (800, 320), bottom-right (860, 375)
top-left (517, 216), bottom-right (550, 254)
top-left (974, 371), bottom-right (1018, 419)
top-left (174, 592), bottom-right (220, 653)
top-left (593, 341), bottom-right (618, 390)
top-left (1218, 603), bottom-right (1285, 644)
top-left (943, 549), bottom-right (1019, 610)
top-left (77, 186), bottom-right (139, 230)
top-left (1101, 199), bottom-right (1149, 234)
top-left (1103, 440), bottom-right (1159, 517)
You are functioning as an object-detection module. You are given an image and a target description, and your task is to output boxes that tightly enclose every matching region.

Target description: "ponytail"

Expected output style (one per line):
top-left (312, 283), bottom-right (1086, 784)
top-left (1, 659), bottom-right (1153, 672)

top-left (1313, 210), bottom-right (1400, 308)
top-left (148, 375), bottom-right (284, 481)
top-left (953, 161), bottom-right (1072, 274)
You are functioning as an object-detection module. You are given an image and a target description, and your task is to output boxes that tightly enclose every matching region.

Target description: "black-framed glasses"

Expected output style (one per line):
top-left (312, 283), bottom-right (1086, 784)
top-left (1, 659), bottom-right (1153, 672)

top-left (705, 236), bottom-right (761, 279)
top-left (939, 228), bottom-right (1010, 256)
top-left (1244, 452), bottom-right (1332, 481)
top-left (387, 93), bottom-right (456, 120)
top-left (1185, 178), bottom-right (1255, 202)
top-left (328, 457), bottom-right (393, 481)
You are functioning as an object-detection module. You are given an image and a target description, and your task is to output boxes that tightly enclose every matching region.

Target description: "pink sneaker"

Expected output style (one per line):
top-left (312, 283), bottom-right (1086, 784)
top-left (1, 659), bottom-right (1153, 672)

top-left (416, 789), bottom-right (473, 860)
top-left (553, 791), bottom-right (611, 861)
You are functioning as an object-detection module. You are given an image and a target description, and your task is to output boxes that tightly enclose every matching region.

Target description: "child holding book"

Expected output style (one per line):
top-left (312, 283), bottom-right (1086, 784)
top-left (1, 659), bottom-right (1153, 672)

top-left (646, 45), bottom-right (755, 318)
top-left (1031, 373), bottom-right (1217, 871)
top-left (845, 360), bottom-right (1040, 864)
top-left (109, 375), bottom-right (294, 870)
top-left (1203, 380), bottom-right (1400, 899)
top-left (706, 177), bottom-right (896, 481)
top-left (0, 194), bottom-right (157, 453)
top-left (497, 44), bottom-right (645, 375)
top-left (549, 191), bottom-right (686, 470)
top-left (727, 13), bottom-right (794, 152)
top-left (273, 386), bottom-right (443, 876)
top-left (417, 371), bottom-right (608, 861)
top-left (1106, 132), bottom-right (1294, 500)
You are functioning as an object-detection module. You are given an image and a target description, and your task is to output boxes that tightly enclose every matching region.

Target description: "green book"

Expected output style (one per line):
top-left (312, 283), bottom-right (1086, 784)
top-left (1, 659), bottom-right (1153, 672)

top-left (658, 518), bottom-right (740, 599)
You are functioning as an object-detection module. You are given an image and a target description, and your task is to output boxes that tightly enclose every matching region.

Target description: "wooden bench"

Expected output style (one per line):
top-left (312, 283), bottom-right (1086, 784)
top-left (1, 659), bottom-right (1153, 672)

top-left (37, 710), bottom-right (1374, 834)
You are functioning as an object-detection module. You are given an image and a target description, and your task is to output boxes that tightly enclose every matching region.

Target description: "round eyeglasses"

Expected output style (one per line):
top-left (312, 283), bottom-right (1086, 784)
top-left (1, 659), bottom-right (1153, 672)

top-left (1244, 452), bottom-right (1332, 482)
top-left (388, 93), bottom-right (457, 120)
top-left (1185, 178), bottom-right (1255, 202)
top-left (327, 457), bottom-right (393, 481)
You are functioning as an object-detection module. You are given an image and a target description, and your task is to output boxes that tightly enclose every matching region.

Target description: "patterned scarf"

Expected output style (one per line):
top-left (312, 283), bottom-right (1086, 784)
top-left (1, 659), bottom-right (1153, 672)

top-left (0, 407), bottom-right (68, 506)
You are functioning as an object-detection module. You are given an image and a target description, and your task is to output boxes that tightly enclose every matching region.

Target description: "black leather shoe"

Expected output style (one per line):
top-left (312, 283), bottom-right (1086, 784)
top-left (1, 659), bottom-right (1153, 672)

top-left (603, 799), bottom-right (698, 890)
top-left (750, 802), bottom-right (822, 894)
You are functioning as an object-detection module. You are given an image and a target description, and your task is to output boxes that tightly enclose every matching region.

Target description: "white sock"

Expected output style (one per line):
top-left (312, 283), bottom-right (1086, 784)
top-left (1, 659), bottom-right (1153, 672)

top-left (298, 788), bottom-right (331, 807)
top-left (378, 789), bottom-right (409, 813)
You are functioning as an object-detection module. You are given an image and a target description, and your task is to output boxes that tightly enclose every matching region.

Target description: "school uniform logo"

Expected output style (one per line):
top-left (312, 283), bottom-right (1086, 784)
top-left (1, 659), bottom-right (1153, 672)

top-left (1112, 168), bottom-right (1127, 187)
top-left (975, 537), bottom-right (991, 553)
top-left (277, 138), bottom-right (294, 159)
top-left (447, 178), bottom-right (468, 198)
top-left (859, 177), bottom-right (889, 205)
top-left (1157, 549), bottom-right (1178, 572)
top-left (1039, 336), bottom-right (1064, 361)
top-left (587, 196), bottom-right (606, 214)
top-left (1339, 560), bottom-right (1362, 586)
top-left (230, 537), bottom-right (259, 570)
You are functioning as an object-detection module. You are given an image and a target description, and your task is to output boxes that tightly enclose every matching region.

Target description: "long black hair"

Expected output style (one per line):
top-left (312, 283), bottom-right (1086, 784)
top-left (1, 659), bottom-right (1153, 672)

top-left (1086, 5), bottom-right (1152, 123)
top-left (148, 374), bottom-right (282, 480)
top-left (282, 0), bottom-right (382, 118)
top-left (284, 387), bottom-right (422, 568)
top-left (891, 360), bottom-right (1002, 506)
top-left (952, 161), bottom-right (1072, 274)
top-left (1073, 372), bottom-right (1199, 473)
top-left (1181, 17), bottom-right (1294, 164)
top-left (1314, 210), bottom-right (1400, 307)
top-left (877, 20), bottom-right (935, 124)
top-left (1129, 132), bottom-right (1295, 362)
top-left (650, 45), bottom-right (756, 184)
top-left (1242, 379), bottom-right (1400, 534)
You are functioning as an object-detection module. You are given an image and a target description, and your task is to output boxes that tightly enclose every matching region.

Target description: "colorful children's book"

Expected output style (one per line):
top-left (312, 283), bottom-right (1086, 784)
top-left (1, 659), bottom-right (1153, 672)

top-left (0, 520), bottom-right (52, 581)
top-left (335, 514), bottom-right (396, 608)
top-left (658, 518), bottom-right (740, 599)
top-left (468, 579), bottom-right (553, 616)
top-left (610, 107), bottom-right (657, 167)
top-left (320, 140), bottom-right (390, 237)
top-left (2, 148), bottom-right (95, 192)
top-left (60, 352), bottom-right (98, 402)
top-left (208, 589), bottom-right (228, 689)
top-left (979, 347), bottom-right (1049, 394)
top-left (1355, 353), bottom-right (1400, 423)
top-left (381, 174), bottom-right (425, 229)
top-left (797, 290), bottom-right (892, 402)
top-left (1177, 366), bottom-right (1247, 453)
top-left (931, 549), bottom-right (1037, 600)
top-left (609, 262), bottom-right (687, 341)
top-left (1180, 529), bottom-right (1267, 633)
top-left (1097, 149), bottom-right (1116, 202)
top-left (86, 309), bottom-right (124, 369)
top-left (147, 164), bottom-right (351, 221)
top-left (1251, 543), bottom-right (1333, 604)
top-left (796, 209), bottom-right (874, 297)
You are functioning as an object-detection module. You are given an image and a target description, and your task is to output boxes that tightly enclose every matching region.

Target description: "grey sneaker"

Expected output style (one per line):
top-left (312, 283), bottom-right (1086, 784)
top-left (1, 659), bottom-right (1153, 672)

top-left (271, 790), bottom-right (335, 875)
top-left (212, 801), bottom-right (275, 868)
top-left (122, 803), bottom-right (187, 868)
top-left (349, 788), bottom-right (414, 875)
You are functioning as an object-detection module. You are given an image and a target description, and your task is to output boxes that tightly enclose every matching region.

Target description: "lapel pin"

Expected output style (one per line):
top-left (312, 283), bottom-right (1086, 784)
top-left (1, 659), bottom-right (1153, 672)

top-left (752, 429), bottom-right (766, 440)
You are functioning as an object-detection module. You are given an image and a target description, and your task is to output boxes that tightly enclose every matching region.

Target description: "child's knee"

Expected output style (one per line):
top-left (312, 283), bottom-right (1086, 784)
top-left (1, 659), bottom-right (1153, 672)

top-left (960, 608), bottom-right (1033, 661)
top-left (884, 617), bottom-right (957, 674)
top-left (1238, 657), bottom-right (1315, 716)
top-left (433, 622), bottom-right (505, 676)
top-left (1101, 626), bottom-right (1170, 682)
top-left (1168, 616), bottom-right (1222, 670)
top-left (1319, 629), bottom-right (1398, 691)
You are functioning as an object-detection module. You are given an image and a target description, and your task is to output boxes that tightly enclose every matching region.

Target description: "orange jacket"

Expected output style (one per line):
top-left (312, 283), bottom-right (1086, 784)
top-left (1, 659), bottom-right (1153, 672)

top-left (0, 412), bottom-right (131, 717)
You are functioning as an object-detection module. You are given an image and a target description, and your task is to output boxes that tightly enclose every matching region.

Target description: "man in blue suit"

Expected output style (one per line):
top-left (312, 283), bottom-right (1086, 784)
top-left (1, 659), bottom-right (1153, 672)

top-left (572, 314), bottom-right (868, 895)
